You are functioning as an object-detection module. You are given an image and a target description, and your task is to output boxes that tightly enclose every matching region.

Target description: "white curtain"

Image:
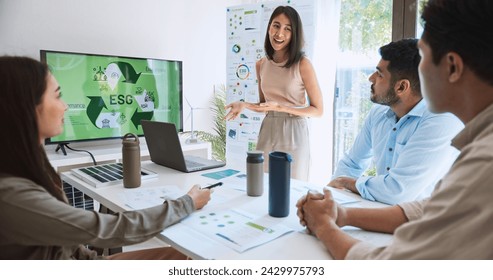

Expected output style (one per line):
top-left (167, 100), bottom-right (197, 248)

top-left (308, 0), bottom-right (341, 184)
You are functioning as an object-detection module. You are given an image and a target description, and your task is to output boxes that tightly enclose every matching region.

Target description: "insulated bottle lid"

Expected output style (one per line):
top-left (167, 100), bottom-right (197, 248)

top-left (269, 151), bottom-right (292, 162)
top-left (247, 150), bottom-right (264, 163)
top-left (122, 133), bottom-right (139, 145)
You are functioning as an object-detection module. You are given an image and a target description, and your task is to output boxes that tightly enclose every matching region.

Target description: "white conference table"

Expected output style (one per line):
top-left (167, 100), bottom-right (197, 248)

top-left (62, 161), bottom-right (392, 260)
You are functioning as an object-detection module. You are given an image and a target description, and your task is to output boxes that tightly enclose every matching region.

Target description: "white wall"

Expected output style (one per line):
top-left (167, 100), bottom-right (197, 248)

top-left (0, 0), bottom-right (243, 134)
top-left (0, 0), bottom-right (336, 184)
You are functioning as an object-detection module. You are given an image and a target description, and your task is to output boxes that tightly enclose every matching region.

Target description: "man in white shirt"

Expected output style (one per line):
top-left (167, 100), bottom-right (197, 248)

top-left (297, 0), bottom-right (493, 259)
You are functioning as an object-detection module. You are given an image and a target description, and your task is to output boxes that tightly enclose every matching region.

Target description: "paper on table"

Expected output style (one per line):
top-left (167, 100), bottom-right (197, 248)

top-left (344, 226), bottom-right (393, 247)
top-left (120, 185), bottom-right (184, 210)
top-left (201, 169), bottom-right (240, 180)
top-left (291, 183), bottom-right (360, 205)
top-left (220, 173), bottom-right (271, 192)
top-left (331, 189), bottom-right (360, 205)
top-left (180, 208), bottom-right (294, 253)
top-left (220, 173), bottom-right (247, 192)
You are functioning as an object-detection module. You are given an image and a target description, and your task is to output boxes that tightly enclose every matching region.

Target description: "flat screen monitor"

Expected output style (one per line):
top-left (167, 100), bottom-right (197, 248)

top-left (40, 50), bottom-right (183, 145)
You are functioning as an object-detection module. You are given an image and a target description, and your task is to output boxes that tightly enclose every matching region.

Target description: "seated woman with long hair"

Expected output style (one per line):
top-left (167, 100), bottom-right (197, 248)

top-left (0, 56), bottom-right (212, 260)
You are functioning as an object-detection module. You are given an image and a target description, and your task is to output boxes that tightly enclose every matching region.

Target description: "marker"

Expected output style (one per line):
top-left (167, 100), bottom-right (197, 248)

top-left (203, 182), bottom-right (223, 189)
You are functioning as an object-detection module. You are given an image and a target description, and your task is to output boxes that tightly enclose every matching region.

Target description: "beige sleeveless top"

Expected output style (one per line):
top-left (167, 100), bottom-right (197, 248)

top-left (258, 57), bottom-right (307, 107)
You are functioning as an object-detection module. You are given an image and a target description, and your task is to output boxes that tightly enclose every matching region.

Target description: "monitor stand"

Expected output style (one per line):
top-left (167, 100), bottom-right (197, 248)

top-left (186, 136), bottom-right (199, 144)
top-left (55, 143), bottom-right (69, 156)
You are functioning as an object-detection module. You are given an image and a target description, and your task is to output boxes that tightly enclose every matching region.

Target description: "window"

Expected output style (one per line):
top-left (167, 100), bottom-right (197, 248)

top-left (332, 0), bottom-right (420, 173)
top-left (333, 0), bottom-right (393, 170)
top-left (416, 0), bottom-right (427, 37)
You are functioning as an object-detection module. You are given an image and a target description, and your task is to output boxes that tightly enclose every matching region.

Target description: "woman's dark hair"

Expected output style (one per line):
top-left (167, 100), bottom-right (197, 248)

top-left (0, 56), bottom-right (66, 202)
top-left (379, 38), bottom-right (421, 96)
top-left (421, 0), bottom-right (493, 86)
top-left (264, 6), bottom-right (305, 68)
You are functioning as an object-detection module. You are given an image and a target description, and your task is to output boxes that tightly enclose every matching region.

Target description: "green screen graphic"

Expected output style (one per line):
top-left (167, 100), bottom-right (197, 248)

top-left (42, 51), bottom-right (182, 143)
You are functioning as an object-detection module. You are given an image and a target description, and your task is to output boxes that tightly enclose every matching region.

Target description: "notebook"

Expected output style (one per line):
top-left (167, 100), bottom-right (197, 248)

top-left (141, 120), bottom-right (226, 172)
top-left (71, 162), bottom-right (158, 188)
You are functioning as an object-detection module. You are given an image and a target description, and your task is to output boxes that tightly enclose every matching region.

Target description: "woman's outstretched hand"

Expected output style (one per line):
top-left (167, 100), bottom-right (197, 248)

top-left (225, 101), bottom-right (247, 121)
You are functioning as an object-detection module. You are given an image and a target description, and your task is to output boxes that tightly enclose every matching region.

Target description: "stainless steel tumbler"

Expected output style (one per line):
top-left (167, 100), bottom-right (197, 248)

top-left (246, 151), bottom-right (264, 196)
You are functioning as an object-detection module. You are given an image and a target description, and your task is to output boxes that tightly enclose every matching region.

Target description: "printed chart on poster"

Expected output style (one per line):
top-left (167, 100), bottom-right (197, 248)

top-left (225, 0), bottom-right (316, 162)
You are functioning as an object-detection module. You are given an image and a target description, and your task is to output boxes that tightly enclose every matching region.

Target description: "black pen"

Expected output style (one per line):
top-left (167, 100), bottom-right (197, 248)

top-left (203, 182), bottom-right (223, 189)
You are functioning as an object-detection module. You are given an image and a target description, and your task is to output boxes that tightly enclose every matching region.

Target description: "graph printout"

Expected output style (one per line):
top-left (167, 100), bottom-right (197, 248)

top-left (181, 208), bottom-right (294, 253)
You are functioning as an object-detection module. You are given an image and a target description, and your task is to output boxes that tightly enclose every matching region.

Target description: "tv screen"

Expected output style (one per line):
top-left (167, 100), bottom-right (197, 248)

top-left (40, 50), bottom-right (183, 144)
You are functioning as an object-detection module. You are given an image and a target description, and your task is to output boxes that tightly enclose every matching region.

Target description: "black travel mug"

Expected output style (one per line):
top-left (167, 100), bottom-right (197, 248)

top-left (268, 151), bottom-right (292, 217)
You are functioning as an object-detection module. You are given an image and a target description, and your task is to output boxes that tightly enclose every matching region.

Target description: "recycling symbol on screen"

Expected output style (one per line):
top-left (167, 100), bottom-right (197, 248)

top-left (86, 61), bottom-right (154, 130)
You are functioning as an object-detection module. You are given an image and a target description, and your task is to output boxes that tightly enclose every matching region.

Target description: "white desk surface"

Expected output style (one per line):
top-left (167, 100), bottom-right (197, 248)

top-left (61, 161), bottom-right (392, 260)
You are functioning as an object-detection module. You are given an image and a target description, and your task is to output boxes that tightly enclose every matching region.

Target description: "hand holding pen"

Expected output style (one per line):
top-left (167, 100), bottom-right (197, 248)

top-left (187, 184), bottom-right (214, 210)
top-left (203, 182), bottom-right (223, 189)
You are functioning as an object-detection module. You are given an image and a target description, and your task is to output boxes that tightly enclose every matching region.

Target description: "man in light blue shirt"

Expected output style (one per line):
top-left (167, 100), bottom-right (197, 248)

top-left (330, 39), bottom-right (463, 205)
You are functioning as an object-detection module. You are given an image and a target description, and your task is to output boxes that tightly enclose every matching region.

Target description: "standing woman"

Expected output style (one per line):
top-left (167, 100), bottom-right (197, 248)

top-left (0, 56), bottom-right (211, 259)
top-left (225, 6), bottom-right (323, 181)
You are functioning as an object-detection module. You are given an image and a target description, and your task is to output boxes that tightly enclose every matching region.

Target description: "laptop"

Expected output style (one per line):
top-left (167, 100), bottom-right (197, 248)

top-left (141, 120), bottom-right (226, 172)
top-left (70, 162), bottom-right (158, 188)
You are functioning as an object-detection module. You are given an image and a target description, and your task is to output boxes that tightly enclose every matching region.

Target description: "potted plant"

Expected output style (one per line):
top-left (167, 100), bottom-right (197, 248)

top-left (184, 85), bottom-right (226, 162)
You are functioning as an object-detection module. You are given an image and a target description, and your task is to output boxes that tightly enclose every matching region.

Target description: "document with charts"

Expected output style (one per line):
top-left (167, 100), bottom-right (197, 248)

top-left (180, 208), bottom-right (294, 253)
top-left (119, 185), bottom-right (183, 210)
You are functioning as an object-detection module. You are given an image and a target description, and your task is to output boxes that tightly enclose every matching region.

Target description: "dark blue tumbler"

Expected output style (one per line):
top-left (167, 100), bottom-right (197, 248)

top-left (268, 151), bottom-right (293, 217)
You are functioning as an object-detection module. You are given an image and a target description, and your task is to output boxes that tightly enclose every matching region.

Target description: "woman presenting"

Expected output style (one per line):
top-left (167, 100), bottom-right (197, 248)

top-left (226, 6), bottom-right (323, 180)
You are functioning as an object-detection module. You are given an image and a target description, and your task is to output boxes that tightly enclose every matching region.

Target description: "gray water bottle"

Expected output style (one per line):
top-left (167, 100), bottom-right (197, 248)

top-left (268, 151), bottom-right (292, 217)
top-left (246, 151), bottom-right (264, 196)
top-left (122, 133), bottom-right (141, 188)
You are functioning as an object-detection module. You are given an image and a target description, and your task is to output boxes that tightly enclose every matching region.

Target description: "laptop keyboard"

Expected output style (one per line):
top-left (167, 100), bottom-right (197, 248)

top-left (185, 160), bottom-right (205, 168)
